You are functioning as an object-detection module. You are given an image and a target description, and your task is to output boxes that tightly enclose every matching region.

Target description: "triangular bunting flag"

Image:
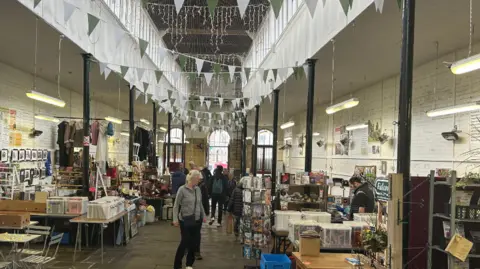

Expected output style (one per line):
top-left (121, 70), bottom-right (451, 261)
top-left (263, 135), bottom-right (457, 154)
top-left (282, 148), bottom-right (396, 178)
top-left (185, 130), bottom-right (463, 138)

top-left (244, 67), bottom-right (251, 80)
top-left (139, 38), bottom-right (149, 58)
top-left (204, 73), bottom-right (213, 86)
top-left (263, 69), bottom-right (269, 83)
top-left (195, 111), bottom-right (199, 118)
top-left (293, 66), bottom-right (305, 80)
top-left (143, 82), bottom-right (149, 92)
top-left (303, 64), bottom-right (309, 79)
top-left (272, 69), bottom-right (278, 82)
top-left (195, 58), bottom-right (204, 75)
top-left (228, 65), bottom-right (236, 82)
top-left (155, 70), bottom-right (163, 83)
top-left (397, 0), bottom-right (402, 10)
top-left (208, 118), bottom-right (212, 125)
top-left (120, 66), bottom-right (129, 78)
top-left (188, 73), bottom-right (196, 82)
top-left (137, 68), bottom-right (145, 81)
top-left (135, 90), bottom-right (141, 100)
top-left (213, 63), bottom-right (221, 75)
top-left (87, 13), bottom-right (100, 36)
top-left (197, 118), bottom-right (201, 124)
top-left (305, 0), bottom-right (318, 17)
top-left (208, 113), bottom-right (212, 119)
top-left (207, 0), bottom-right (219, 17)
top-left (374, 0), bottom-right (385, 13)
top-left (171, 72), bottom-right (180, 84)
top-left (237, 0), bottom-right (249, 18)
top-left (339, 0), bottom-right (350, 16)
top-left (322, 0), bottom-right (327, 6)
top-left (278, 67), bottom-right (288, 81)
top-left (174, 0), bottom-right (184, 14)
top-left (218, 98), bottom-right (224, 108)
top-left (219, 112), bottom-right (225, 120)
top-left (178, 55), bottom-right (188, 71)
top-left (270, 0), bottom-right (284, 18)
top-left (99, 62), bottom-right (107, 75)
top-left (34, 0), bottom-right (42, 8)
top-left (268, 93), bottom-right (272, 103)
top-left (199, 96), bottom-right (205, 106)
top-left (104, 67), bottom-right (112, 80)
top-left (63, 1), bottom-right (76, 23)
top-left (144, 92), bottom-right (148, 104)
top-left (205, 100), bottom-right (211, 110)
top-left (222, 73), bottom-right (230, 85)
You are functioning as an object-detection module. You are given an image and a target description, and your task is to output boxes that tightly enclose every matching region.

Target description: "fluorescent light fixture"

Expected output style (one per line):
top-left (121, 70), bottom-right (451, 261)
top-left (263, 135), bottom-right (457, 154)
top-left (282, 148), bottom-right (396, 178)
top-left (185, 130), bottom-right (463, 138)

top-left (120, 132), bottom-right (129, 137)
top-left (26, 90), bottom-right (66, 107)
top-left (346, 123), bottom-right (368, 131)
top-left (284, 137), bottom-right (292, 141)
top-left (280, 121), bottom-right (295, 129)
top-left (140, 118), bottom-right (150, 125)
top-left (158, 140), bottom-right (164, 143)
top-left (450, 53), bottom-right (480, 75)
top-left (185, 140), bottom-right (190, 144)
top-left (313, 132), bottom-right (320, 136)
top-left (246, 136), bottom-right (252, 140)
top-left (34, 115), bottom-right (59, 123)
top-left (326, 98), bottom-right (359, 114)
top-left (105, 116), bottom-right (122, 124)
top-left (426, 102), bottom-right (480, 117)
top-left (160, 127), bottom-right (167, 132)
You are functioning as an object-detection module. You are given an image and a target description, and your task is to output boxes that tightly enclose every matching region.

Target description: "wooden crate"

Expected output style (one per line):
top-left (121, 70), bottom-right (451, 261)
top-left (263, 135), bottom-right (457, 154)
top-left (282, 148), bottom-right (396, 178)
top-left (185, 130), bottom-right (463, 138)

top-left (0, 200), bottom-right (46, 213)
top-left (0, 212), bottom-right (30, 228)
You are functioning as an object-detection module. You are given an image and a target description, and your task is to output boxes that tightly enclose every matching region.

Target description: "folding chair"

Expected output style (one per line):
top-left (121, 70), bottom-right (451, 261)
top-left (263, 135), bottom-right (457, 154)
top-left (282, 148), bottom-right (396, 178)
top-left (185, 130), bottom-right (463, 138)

top-left (0, 251), bottom-right (11, 269)
top-left (15, 226), bottom-right (52, 256)
top-left (20, 233), bottom-right (64, 269)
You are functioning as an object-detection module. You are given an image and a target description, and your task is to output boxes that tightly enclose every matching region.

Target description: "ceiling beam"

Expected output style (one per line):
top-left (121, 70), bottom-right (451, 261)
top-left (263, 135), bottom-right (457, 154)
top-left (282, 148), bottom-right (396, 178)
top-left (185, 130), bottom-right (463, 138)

top-left (166, 28), bottom-right (250, 37)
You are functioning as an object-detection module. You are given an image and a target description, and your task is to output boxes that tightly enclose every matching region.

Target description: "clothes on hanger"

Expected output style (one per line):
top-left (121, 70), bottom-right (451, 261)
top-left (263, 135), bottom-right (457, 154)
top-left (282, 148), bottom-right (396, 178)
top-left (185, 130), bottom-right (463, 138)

top-left (134, 127), bottom-right (151, 161)
top-left (57, 121), bottom-right (69, 167)
top-left (91, 120), bottom-right (100, 146)
top-left (96, 122), bottom-right (109, 173)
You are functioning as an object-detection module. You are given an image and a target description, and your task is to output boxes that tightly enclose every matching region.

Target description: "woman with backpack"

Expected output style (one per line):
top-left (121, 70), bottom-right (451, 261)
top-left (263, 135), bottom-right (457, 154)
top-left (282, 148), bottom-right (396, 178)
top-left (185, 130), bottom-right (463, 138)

top-left (208, 165), bottom-right (228, 227)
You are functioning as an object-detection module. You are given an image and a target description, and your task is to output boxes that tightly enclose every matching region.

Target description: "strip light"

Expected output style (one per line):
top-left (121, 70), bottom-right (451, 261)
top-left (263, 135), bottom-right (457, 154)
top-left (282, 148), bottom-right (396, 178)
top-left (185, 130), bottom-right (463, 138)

top-left (160, 127), bottom-right (167, 132)
top-left (27, 90), bottom-right (66, 107)
top-left (34, 115), bottom-right (59, 123)
top-left (158, 140), bottom-right (164, 143)
top-left (280, 121), bottom-right (295, 129)
top-left (105, 116), bottom-right (122, 124)
top-left (346, 123), bottom-right (368, 131)
top-left (426, 102), bottom-right (480, 117)
top-left (450, 53), bottom-right (480, 75)
top-left (140, 118), bottom-right (150, 125)
top-left (326, 98), bottom-right (359, 114)
top-left (120, 132), bottom-right (129, 137)
top-left (284, 137), bottom-right (292, 141)
top-left (246, 136), bottom-right (252, 140)
top-left (313, 132), bottom-right (320, 136)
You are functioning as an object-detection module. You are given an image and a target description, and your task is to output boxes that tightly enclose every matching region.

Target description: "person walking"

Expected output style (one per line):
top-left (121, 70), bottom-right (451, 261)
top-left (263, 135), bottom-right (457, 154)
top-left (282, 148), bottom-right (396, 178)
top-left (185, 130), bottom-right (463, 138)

top-left (227, 180), bottom-right (244, 237)
top-left (193, 173), bottom-right (209, 260)
top-left (224, 172), bottom-right (236, 212)
top-left (172, 170), bottom-right (205, 269)
top-left (208, 166), bottom-right (228, 227)
top-left (171, 167), bottom-right (186, 196)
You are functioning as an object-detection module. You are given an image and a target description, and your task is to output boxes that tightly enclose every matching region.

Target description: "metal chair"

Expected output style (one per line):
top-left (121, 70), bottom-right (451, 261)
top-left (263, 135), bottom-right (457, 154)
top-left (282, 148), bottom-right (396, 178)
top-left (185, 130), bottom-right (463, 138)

top-left (20, 233), bottom-right (64, 269)
top-left (15, 226), bottom-right (52, 256)
top-left (0, 251), bottom-right (11, 269)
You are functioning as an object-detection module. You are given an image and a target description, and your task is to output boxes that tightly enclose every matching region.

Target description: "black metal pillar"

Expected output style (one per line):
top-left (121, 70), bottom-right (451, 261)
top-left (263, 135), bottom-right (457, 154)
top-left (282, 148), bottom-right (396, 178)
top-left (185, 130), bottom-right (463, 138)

top-left (242, 117), bottom-right (247, 176)
top-left (167, 112), bottom-right (172, 171)
top-left (397, 0), bottom-right (415, 267)
top-left (81, 54), bottom-right (91, 196)
top-left (152, 102), bottom-right (157, 167)
top-left (181, 121), bottom-right (185, 165)
top-left (128, 85), bottom-right (135, 165)
top-left (252, 105), bottom-right (259, 176)
top-left (305, 58), bottom-right (317, 172)
top-left (272, 89), bottom-right (280, 192)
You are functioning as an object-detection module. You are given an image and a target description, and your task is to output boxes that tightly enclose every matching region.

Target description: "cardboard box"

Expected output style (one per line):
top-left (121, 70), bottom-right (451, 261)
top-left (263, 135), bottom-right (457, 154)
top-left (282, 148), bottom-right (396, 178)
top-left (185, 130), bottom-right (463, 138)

top-left (300, 236), bottom-right (321, 257)
top-left (0, 212), bottom-right (30, 228)
top-left (0, 200), bottom-right (46, 213)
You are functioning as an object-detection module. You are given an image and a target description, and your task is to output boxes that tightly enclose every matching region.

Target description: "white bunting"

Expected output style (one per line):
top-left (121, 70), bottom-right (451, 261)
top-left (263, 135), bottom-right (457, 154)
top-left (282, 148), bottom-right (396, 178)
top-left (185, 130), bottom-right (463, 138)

top-left (63, 1), bottom-right (76, 24)
top-left (205, 100), bottom-right (211, 110)
top-left (228, 65), bottom-right (236, 82)
top-left (268, 93), bottom-right (272, 103)
top-left (208, 118), bottom-right (212, 125)
top-left (237, 0), bottom-right (250, 18)
top-left (204, 72), bottom-right (213, 86)
top-left (303, 64), bottom-right (309, 79)
top-left (199, 96), bottom-right (205, 106)
top-left (208, 113), bottom-right (212, 119)
top-left (374, 0), bottom-right (385, 13)
top-left (174, 0), bottom-right (184, 14)
top-left (322, 0), bottom-right (326, 6)
top-left (135, 90), bottom-right (141, 100)
top-left (218, 97), bottom-right (224, 108)
top-left (104, 67), bottom-right (112, 80)
top-left (137, 68), bottom-right (145, 81)
top-left (305, 0), bottom-right (318, 17)
top-left (236, 98), bottom-right (241, 108)
top-left (219, 112), bottom-right (225, 120)
top-left (144, 92), bottom-right (148, 104)
top-left (197, 118), bottom-right (201, 124)
top-left (232, 99), bottom-right (237, 108)
top-left (99, 62), bottom-right (107, 75)
top-left (194, 111), bottom-right (199, 118)
top-left (195, 58), bottom-right (204, 76)
top-left (158, 106), bottom-right (163, 113)
top-left (171, 72), bottom-right (180, 84)
top-left (278, 67), bottom-right (288, 81)
top-left (113, 24), bottom-right (125, 48)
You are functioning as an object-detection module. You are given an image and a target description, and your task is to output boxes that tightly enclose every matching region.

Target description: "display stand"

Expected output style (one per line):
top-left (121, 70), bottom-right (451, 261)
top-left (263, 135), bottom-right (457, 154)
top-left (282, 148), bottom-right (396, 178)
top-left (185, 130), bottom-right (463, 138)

top-left (0, 165), bottom-right (20, 200)
top-left (241, 176), bottom-right (272, 262)
top-left (94, 166), bottom-right (108, 199)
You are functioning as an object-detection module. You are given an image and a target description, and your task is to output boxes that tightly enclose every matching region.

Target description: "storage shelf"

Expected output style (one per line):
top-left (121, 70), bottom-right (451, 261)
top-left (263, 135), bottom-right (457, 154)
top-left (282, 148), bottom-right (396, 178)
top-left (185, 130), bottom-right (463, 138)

top-left (433, 213), bottom-right (480, 223)
top-left (434, 181), bottom-right (451, 186)
top-left (432, 245), bottom-right (480, 258)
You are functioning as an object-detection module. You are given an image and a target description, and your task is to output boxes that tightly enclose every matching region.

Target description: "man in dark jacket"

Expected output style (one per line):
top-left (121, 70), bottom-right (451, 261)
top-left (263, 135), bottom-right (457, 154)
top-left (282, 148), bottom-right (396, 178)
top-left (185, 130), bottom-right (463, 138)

top-left (349, 176), bottom-right (375, 219)
top-left (208, 166), bottom-right (228, 226)
top-left (171, 168), bottom-right (186, 195)
top-left (228, 181), bottom-right (244, 236)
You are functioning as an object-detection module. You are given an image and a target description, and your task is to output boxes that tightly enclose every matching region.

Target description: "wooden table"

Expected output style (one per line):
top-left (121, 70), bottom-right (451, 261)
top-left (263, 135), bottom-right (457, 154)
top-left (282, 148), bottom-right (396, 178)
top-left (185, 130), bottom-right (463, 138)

top-left (0, 221), bottom-right (38, 230)
top-left (293, 252), bottom-right (376, 269)
top-left (70, 211), bottom-right (127, 264)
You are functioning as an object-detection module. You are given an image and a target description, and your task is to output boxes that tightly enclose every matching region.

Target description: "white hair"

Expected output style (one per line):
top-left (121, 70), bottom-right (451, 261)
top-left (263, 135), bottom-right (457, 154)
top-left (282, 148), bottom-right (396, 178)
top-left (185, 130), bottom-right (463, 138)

top-left (186, 170), bottom-right (202, 184)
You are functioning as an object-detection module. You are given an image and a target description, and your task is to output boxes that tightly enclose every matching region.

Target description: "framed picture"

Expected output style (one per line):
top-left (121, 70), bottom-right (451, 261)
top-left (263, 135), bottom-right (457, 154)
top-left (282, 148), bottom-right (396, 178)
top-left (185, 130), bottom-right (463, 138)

top-left (40, 168), bottom-right (46, 179)
top-left (19, 149), bottom-right (25, 162)
top-left (11, 149), bottom-right (18, 162)
top-left (42, 150), bottom-right (48, 160)
top-left (1, 149), bottom-right (8, 162)
top-left (24, 169), bottom-right (30, 181)
top-left (37, 150), bottom-right (43, 161)
top-left (19, 169), bottom-right (25, 182)
top-left (25, 149), bottom-right (31, 161)
top-left (32, 150), bottom-right (37, 161)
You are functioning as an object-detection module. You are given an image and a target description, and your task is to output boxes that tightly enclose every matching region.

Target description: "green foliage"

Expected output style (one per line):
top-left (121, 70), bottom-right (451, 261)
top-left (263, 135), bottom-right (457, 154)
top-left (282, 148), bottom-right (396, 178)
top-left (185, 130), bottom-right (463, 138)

top-left (361, 226), bottom-right (388, 253)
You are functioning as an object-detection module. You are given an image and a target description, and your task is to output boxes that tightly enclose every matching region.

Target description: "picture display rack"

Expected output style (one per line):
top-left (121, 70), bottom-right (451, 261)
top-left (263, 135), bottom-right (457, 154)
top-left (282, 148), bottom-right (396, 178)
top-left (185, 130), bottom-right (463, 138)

top-left (0, 165), bottom-right (20, 199)
top-left (241, 176), bottom-right (272, 261)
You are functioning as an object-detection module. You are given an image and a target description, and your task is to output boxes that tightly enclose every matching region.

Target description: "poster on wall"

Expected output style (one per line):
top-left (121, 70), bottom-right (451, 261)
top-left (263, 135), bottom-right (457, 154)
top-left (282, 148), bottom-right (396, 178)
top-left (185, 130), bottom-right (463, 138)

top-left (1, 149), bottom-right (8, 162)
top-left (8, 109), bottom-right (16, 130)
top-left (334, 126), bottom-right (349, 156)
top-left (349, 127), bottom-right (368, 156)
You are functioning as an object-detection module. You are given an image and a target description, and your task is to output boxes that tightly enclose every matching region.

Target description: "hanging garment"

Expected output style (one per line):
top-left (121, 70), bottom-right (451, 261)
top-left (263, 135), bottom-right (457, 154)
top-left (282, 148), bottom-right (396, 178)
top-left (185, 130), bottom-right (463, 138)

top-left (96, 124), bottom-right (109, 173)
top-left (57, 121), bottom-right (68, 167)
top-left (134, 127), bottom-right (150, 161)
top-left (91, 121), bottom-right (100, 146)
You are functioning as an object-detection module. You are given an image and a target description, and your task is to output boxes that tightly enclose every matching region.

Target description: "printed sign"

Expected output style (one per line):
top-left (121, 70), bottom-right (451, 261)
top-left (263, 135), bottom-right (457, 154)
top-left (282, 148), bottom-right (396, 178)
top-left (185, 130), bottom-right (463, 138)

top-left (375, 177), bottom-right (389, 201)
top-left (83, 136), bottom-right (90, 146)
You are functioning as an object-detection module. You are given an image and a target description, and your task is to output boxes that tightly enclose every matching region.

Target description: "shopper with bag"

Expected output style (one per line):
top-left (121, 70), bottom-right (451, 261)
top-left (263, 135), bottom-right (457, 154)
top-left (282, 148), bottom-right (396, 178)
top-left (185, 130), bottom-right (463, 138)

top-left (208, 165), bottom-right (228, 227)
top-left (227, 180), bottom-right (244, 237)
top-left (172, 170), bottom-right (205, 269)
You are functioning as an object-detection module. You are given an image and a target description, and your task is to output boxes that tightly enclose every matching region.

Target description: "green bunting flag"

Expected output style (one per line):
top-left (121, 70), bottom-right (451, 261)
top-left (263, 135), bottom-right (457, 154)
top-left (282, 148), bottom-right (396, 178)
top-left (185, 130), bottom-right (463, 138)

top-left (143, 82), bottom-right (149, 92)
top-left (179, 55), bottom-right (188, 71)
top-left (139, 38), bottom-right (149, 58)
top-left (339, 0), bottom-right (350, 16)
top-left (272, 69), bottom-right (278, 82)
top-left (87, 13), bottom-right (100, 36)
top-left (34, 0), bottom-right (42, 8)
top-left (244, 68), bottom-right (251, 79)
top-left (155, 70), bottom-right (163, 83)
top-left (397, 0), bottom-right (402, 10)
top-left (120, 66), bottom-right (129, 78)
top-left (207, 0), bottom-right (219, 17)
top-left (263, 69), bottom-right (269, 83)
top-left (188, 73), bottom-right (196, 82)
top-left (293, 67), bottom-right (304, 80)
top-left (349, 0), bottom-right (353, 8)
top-left (270, 0), bottom-right (284, 19)
top-left (223, 73), bottom-right (230, 85)
top-left (213, 63), bottom-right (221, 75)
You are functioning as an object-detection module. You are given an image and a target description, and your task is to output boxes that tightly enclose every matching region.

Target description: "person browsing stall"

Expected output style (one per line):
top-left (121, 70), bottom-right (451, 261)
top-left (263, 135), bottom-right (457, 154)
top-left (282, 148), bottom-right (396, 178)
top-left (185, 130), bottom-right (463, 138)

top-left (172, 170), bottom-right (205, 269)
top-left (349, 176), bottom-right (375, 219)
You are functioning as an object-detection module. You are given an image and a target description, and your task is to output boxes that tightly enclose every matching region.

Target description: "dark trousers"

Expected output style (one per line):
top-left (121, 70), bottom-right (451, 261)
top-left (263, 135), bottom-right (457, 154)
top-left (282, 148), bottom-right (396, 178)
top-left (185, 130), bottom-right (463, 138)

top-left (194, 222), bottom-right (202, 254)
top-left (234, 215), bottom-right (241, 235)
top-left (174, 221), bottom-right (200, 269)
top-left (211, 195), bottom-right (224, 224)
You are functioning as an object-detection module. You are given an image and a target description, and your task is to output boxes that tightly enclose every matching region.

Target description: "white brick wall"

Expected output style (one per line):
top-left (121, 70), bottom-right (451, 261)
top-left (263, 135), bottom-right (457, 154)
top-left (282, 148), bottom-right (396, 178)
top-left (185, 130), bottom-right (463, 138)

top-left (0, 61), bottom-right (129, 163)
top-left (283, 46), bottom-right (480, 179)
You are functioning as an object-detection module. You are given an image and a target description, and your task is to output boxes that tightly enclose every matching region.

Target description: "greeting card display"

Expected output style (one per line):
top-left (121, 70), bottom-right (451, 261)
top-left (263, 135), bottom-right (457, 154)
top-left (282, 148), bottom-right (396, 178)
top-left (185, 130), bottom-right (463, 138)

top-left (25, 149), bottom-right (31, 161)
top-left (1, 149), bottom-right (8, 163)
top-left (11, 149), bottom-right (18, 162)
top-left (19, 149), bottom-right (25, 162)
top-left (32, 150), bottom-right (37, 161)
top-left (37, 150), bottom-right (42, 161)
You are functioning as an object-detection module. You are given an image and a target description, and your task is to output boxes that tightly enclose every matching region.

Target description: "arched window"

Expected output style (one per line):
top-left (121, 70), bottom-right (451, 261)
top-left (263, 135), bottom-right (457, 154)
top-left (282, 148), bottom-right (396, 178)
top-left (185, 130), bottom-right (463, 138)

top-left (256, 129), bottom-right (273, 176)
top-left (165, 128), bottom-right (186, 144)
top-left (258, 129), bottom-right (274, 146)
top-left (208, 130), bottom-right (230, 171)
top-left (164, 128), bottom-right (186, 163)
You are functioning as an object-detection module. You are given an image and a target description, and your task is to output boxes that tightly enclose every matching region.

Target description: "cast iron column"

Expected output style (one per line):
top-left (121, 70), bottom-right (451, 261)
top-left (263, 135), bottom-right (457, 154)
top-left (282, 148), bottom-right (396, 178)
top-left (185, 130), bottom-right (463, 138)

top-left (253, 105), bottom-right (259, 176)
top-left (272, 89), bottom-right (280, 191)
top-left (128, 85), bottom-right (135, 165)
top-left (167, 112), bottom-right (172, 170)
top-left (305, 58), bottom-right (317, 172)
top-left (242, 117), bottom-right (247, 176)
top-left (181, 121), bottom-right (185, 165)
top-left (152, 102), bottom-right (157, 167)
top-left (81, 54), bottom-right (91, 196)
top-left (397, 0), bottom-right (415, 267)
